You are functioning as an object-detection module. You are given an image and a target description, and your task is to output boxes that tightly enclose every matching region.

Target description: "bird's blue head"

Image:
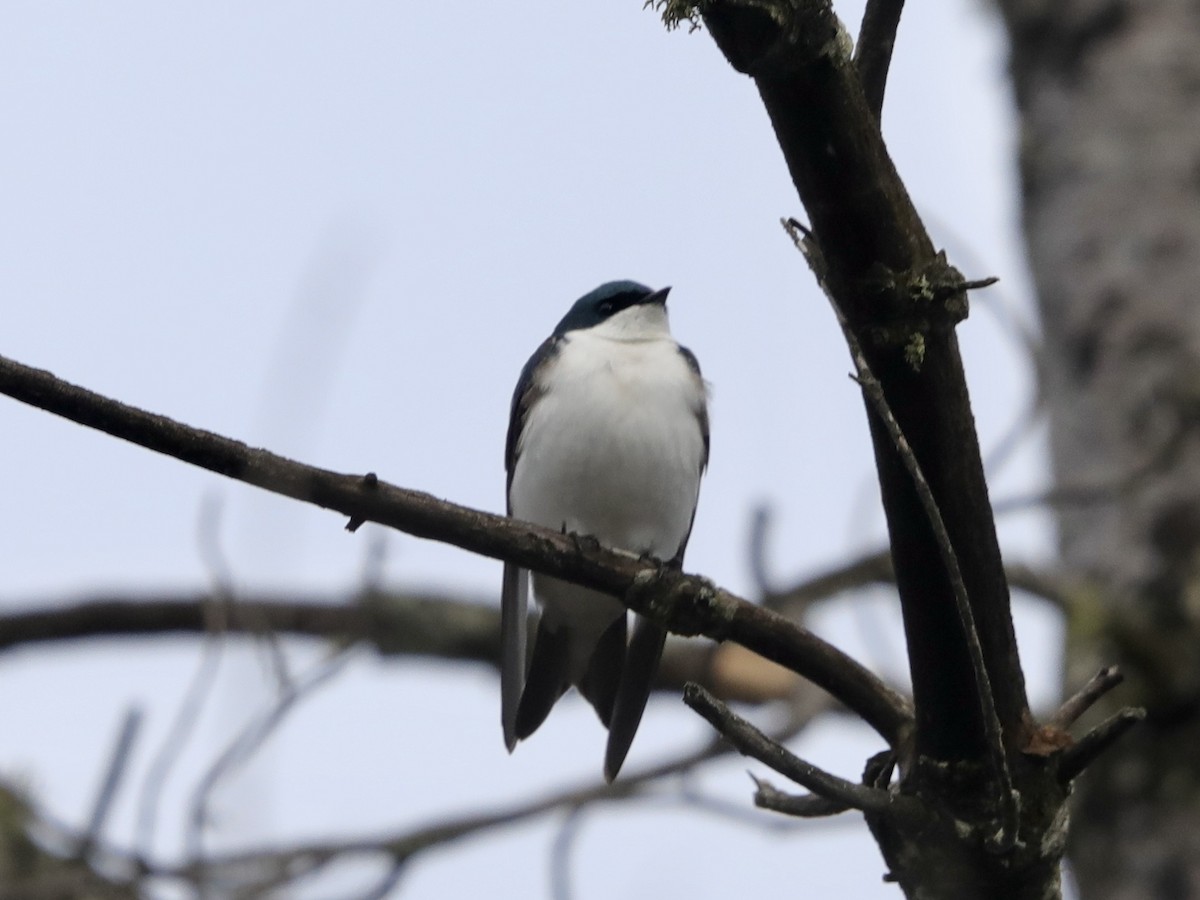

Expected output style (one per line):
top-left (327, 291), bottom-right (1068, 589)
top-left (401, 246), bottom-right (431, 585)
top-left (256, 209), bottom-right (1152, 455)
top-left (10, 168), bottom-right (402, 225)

top-left (552, 281), bottom-right (670, 337)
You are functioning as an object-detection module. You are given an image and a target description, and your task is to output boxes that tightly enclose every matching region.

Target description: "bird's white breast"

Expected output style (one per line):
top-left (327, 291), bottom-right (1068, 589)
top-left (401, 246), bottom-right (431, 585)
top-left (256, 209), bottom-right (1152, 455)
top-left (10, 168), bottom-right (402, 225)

top-left (510, 332), bottom-right (706, 561)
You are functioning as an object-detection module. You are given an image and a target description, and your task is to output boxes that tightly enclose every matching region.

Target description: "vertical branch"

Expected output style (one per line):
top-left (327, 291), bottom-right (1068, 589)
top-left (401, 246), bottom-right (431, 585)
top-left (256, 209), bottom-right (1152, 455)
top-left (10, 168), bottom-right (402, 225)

top-left (854, 0), bottom-right (907, 118)
top-left (701, 0), bottom-right (1030, 768)
top-left (788, 218), bottom-right (1018, 843)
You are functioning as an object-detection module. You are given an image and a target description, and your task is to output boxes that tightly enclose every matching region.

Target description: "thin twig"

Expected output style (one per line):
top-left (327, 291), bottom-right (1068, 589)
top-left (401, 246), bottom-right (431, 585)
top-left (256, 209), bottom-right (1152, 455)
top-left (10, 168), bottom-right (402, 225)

top-left (1058, 708), bottom-right (1146, 783)
top-left (199, 492), bottom-right (293, 694)
top-left (43, 687), bottom-right (830, 897)
top-left (66, 722), bottom-right (802, 894)
top-left (137, 497), bottom-right (241, 859)
top-left (765, 548), bottom-right (894, 613)
top-left (748, 504), bottom-right (776, 598)
top-left (80, 708), bottom-right (143, 858)
top-left (354, 860), bottom-right (408, 900)
top-left (683, 683), bottom-right (898, 815)
top-left (1051, 666), bottom-right (1124, 729)
top-left (135, 637), bottom-right (225, 858)
top-left (854, 0), bottom-right (906, 118)
top-left (550, 807), bottom-right (585, 900)
top-left (766, 547), bottom-right (1075, 618)
top-left (749, 774), bottom-right (851, 818)
top-left (186, 647), bottom-right (358, 862)
top-left (784, 218), bottom-right (1019, 847)
top-left (850, 330), bottom-right (1020, 844)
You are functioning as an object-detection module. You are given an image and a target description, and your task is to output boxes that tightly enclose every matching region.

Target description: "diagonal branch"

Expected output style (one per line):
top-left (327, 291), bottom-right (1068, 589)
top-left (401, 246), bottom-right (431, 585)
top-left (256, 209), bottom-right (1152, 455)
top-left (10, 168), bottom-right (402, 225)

top-left (0, 352), bottom-right (912, 746)
top-left (787, 220), bottom-right (1018, 842)
top-left (702, 0), bottom-right (1031, 774)
top-left (1051, 666), bottom-right (1124, 730)
top-left (835, 315), bottom-right (1018, 835)
top-left (750, 774), bottom-right (851, 818)
top-left (684, 683), bottom-right (916, 818)
top-left (1058, 708), bottom-right (1146, 784)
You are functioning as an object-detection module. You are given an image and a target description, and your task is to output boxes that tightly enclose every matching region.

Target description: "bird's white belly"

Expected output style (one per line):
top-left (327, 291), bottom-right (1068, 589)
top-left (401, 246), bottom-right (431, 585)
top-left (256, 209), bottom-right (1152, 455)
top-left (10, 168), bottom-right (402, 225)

top-left (510, 338), bottom-right (705, 561)
top-left (509, 336), bottom-right (706, 659)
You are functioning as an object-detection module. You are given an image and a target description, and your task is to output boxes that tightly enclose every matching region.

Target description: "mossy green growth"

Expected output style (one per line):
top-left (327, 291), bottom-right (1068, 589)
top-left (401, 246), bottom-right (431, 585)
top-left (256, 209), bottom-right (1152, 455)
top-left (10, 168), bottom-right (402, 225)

top-left (904, 333), bottom-right (927, 370)
top-left (645, 0), bottom-right (705, 31)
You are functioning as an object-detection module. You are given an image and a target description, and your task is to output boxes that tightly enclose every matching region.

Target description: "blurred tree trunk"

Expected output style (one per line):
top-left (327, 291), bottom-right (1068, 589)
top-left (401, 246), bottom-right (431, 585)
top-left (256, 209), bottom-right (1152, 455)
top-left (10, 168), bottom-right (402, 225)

top-left (997, 1), bottom-right (1200, 896)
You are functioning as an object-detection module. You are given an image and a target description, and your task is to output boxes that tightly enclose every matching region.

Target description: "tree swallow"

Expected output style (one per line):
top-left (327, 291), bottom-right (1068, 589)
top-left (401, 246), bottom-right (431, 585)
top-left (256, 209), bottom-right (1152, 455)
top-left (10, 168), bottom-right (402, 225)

top-left (501, 280), bottom-right (709, 781)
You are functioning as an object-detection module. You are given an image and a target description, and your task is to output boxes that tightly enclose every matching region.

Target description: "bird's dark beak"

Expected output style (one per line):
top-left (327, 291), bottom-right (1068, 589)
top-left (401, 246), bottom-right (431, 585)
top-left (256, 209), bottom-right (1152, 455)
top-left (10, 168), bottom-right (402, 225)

top-left (643, 286), bottom-right (671, 306)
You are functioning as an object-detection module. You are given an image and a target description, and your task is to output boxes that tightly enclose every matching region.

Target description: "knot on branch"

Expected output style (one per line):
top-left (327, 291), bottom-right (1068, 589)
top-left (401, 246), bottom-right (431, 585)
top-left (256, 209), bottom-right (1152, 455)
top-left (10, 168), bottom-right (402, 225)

top-left (860, 253), bottom-right (994, 370)
top-left (626, 569), bottom-right (727, 638)
top-left (865, 753), bottom-right (1074, 892)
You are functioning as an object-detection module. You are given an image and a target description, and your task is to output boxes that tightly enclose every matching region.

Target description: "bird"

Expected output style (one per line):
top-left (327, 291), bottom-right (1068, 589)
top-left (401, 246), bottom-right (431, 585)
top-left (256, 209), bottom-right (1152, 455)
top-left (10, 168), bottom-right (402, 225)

top-left (501, 280), bottom-right (709, 781)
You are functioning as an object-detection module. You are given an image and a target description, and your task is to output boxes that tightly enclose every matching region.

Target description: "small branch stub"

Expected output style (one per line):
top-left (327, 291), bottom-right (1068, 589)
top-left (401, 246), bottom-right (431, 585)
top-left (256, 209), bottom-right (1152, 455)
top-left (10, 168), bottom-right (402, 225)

top-left (683, 682), bottom-right (905, 816)
top-left (1059, 707), bottom-right (1147, 784)
top-left (1051, 666), bottom-right (1124, 730)
top-left (345, 472), bottom-right (380, 533)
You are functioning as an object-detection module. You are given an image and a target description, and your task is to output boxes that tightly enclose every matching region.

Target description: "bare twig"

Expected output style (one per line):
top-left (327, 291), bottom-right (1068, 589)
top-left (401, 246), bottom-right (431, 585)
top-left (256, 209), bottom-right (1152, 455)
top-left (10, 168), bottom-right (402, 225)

top-left (80, 708), bottom-right (143, 858)
top-left (784, 219), bottom-right (1018, 847)
top-left (549, 806), bottom-right (585, 900)
top-left (57, 726), bottom-right (790, 894)
top-left (765, 548), bottom-right (894, 614)
top-left (0, 352), bottom-right (912, 746)
top-left (1058, 708), bottom-right (1146, 783)
top-left (135, 637), bottom-right (225, 857)
top-left (354, 860), bottom-right (408, 900)
top-left (750, 774), bottom-right (851, 818)
top-left (1051, 666), bottom-right (1124, 729)
top-left (854, 0), bottom-right (906, 118)
top-left (748, 504), bottom-right (776, 597)
top-left (199, 492), bottom-right (292, 694)
top-left (43, 684), bottom-right (831, 897)
top-left (683, 683), bottom-right (901, 815)
top-left (186, 647), bottom-right (358, 862)
top-left (766, 545), bottom-right (1076, 620)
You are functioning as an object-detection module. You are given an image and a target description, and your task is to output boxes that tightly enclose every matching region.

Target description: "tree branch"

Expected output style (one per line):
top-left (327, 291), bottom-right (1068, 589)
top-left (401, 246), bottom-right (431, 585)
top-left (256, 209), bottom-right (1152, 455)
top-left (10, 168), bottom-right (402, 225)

top-left (0, 353), bottom-right (911, 746)
top-left (795, 219), bottom-right (1017, 845)
top-left (854, 0), bottom-right (906, 118)
top-left (47, 711), bottom-right (817, 897)
top-left (1058, 708), bottom-right (1146, 784)
top-left (683, 683), bottom-right (913, 817)
top-left (79, 709), bottom-right (143, 859)
top-left (1050, 666), bottom-right (1124, 730)
top-left (766, 549), bottom-right (1077, 616)
top-left (700, 0), bottom-right (1030, 772)
top-left (749, 774), bottom-right (851, 818)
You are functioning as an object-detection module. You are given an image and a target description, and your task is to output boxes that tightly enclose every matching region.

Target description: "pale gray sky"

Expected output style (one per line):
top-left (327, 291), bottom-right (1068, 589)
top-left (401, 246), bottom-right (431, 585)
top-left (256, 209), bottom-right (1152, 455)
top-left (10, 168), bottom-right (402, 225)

top-left (1, 2), bottom-right (1061, 897)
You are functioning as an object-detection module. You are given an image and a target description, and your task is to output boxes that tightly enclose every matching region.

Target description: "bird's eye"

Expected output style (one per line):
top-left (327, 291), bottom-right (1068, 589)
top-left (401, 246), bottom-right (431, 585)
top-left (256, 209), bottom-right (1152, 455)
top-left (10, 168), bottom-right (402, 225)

top-left (597, 300), bottom-right (615, 315)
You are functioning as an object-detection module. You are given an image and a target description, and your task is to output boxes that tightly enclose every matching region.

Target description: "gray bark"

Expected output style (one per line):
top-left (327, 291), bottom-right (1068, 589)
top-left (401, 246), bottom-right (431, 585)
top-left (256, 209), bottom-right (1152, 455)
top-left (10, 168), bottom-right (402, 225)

top-left (997, 1), bottom-right (1200, 896)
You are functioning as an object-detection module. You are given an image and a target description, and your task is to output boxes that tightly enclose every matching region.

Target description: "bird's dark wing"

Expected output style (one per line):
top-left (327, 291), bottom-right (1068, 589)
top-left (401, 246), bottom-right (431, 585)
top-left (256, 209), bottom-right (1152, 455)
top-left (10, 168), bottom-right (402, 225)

top-left (604, 616), bottom-right (668, 782)
top-left (669, 343), bottom-right (710, 565)
top-left (501, 334), bottom-right (562, 749)
top-left (505, 335), bottom-right (561, 492)
top-left (677, 344), bottom-right (710, 477)
top-left (500, 562), bottom-right (527, 751)
top-left (514, 617), bottom-right (572, 740)
top-left (578, 614), bottom-right (627, 728)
